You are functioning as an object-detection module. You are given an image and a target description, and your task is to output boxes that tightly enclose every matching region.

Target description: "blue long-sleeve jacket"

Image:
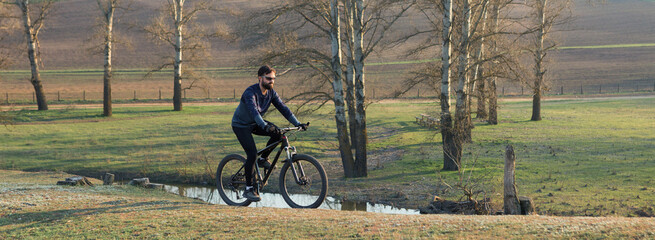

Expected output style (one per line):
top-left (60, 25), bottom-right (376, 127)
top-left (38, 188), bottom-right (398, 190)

top-left (232, 84), bottom-right (301, 129)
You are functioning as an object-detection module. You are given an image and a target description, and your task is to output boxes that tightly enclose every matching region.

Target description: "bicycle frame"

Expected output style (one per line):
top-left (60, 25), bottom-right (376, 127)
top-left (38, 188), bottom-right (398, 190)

top-left (253, 129), bottom-right (304, 191)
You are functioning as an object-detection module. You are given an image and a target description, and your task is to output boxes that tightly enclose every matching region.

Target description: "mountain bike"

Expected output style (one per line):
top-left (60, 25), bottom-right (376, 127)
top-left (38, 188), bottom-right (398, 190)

top-left (216, 124), bottom-right (328, 208)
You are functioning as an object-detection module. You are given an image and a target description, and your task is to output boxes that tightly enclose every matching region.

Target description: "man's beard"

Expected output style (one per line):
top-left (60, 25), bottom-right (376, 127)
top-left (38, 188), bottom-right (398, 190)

top-left (262, 82), bottom-right (273, 90)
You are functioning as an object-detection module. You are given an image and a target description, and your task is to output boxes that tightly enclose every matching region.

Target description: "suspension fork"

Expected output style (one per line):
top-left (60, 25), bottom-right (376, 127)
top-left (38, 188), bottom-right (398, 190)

top-left (283, 137), bottom-right (306, 185)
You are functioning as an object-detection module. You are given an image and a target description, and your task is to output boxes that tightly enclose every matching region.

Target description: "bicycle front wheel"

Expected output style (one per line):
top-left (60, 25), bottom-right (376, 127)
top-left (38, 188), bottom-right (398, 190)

top-left (279, 154), bottom-right (328, 208)
top-left (216, 154), bottom-right (251, 206)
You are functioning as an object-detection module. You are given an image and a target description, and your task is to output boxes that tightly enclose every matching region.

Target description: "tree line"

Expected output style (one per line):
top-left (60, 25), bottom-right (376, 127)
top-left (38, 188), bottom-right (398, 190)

top-left (0, 0), bottom-right (576, 177)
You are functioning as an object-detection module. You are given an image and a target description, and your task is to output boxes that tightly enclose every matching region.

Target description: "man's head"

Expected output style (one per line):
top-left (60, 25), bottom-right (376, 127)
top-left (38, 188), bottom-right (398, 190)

top-left (257, 65), bottom-right (276, 90)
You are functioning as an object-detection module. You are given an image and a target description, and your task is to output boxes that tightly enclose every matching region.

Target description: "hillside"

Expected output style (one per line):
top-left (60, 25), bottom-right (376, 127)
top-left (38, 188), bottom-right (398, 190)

top-left (2, 170), bottom-right (654, 239)
top-left (1, 0), bottom-right (654, 101)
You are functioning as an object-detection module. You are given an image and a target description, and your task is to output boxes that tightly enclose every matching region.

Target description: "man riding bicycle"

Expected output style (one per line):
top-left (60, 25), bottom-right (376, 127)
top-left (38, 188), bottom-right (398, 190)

top-left (231, 65), bottom-right (308, 202)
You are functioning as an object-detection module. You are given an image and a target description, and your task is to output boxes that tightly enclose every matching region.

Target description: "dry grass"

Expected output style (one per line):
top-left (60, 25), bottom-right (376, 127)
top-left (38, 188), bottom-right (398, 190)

top-left (2, 170), bottom-right (655, 239)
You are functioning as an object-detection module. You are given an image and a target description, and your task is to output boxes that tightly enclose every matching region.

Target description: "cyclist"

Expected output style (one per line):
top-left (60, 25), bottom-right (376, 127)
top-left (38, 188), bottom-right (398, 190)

top-left (231, 65), bottom-right (308, 202)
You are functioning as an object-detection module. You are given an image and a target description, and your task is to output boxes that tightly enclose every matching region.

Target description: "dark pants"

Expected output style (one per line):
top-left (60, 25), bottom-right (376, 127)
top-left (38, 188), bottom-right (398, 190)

top-left (232, 123), bottom-right (281, 187)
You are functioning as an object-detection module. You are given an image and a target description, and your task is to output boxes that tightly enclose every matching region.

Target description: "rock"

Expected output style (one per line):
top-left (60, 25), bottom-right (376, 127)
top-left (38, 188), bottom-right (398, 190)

top-left (128, 178), bottom-right (150, 187)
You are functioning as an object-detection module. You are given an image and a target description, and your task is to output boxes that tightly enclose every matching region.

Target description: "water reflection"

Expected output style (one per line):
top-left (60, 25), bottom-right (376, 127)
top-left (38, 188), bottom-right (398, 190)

top-left (163, 184), bottom-right (419, 215)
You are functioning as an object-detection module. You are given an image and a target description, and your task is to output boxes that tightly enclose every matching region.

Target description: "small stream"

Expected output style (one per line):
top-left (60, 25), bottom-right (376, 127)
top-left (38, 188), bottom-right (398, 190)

top-left (163, 184), bottom-right (420, 215)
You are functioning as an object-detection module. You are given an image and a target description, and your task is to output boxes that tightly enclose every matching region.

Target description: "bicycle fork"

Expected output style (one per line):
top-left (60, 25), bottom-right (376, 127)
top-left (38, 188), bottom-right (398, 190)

top-left (285, 143), bottom-right (307, 185)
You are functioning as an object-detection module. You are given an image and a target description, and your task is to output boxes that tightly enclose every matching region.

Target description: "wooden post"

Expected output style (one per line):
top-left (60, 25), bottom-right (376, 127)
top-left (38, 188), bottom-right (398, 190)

top-left (183, 89), bottom-right (186, 99)
top-left (58, 91), bottom-right (61, 101)
top-left (617, 84), bottom-right (620, 93)
top-left (580, 84), bottom-right (583, 95)
top-left (5, 92), bottom-right (8, 104)
top-left (159, 88), bottom-right (162, 100)
top-left (560, 86), bottom-right (563, 95)
top-left (502, 87), bottom-right (505, 96)
top-left (103, 173), bottom-right (115, 185)
top-left (83, 90), bottom-right (86, 101)
top-left (521, 86), bottom-right (524, 96)
top-left (504, 145), bottom-right (521, 215)
top-left (233, 88), bottom-right (236, 99)
top-left (417, 88), bottom-right (420, 98)
top-left (133, 90), bottom-right (137, 100)
top-left (599, 85), bottom-right (602, 94)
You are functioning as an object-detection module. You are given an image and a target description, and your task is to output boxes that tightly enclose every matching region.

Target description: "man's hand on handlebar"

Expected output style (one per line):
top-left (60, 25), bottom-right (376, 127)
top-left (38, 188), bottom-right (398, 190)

top-left (298, 122), bottom-right (309, 131)
top-left (265, 123), bottom-right (281, 135)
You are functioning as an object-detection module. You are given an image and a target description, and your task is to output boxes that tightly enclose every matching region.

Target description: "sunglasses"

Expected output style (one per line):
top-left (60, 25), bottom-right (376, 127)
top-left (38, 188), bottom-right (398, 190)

top-left (263, 76), bottom-right (276, 80)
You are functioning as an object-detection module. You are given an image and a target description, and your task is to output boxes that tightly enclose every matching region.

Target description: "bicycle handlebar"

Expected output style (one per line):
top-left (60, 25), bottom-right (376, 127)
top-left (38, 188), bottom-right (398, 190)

top-left (281, 122), bottom-right (310, 133)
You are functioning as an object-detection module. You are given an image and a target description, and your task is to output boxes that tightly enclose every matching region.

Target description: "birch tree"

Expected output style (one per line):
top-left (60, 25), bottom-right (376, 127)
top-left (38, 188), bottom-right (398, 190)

top-left (10, 0), bottom-right (56, 111)
top-left (398, 0), bottom-right (521, 170)
top-left (237, 0), bottom-right (412, 178)
top-left (91, 0), bottom-right (131, 117)
top-left (440, 0), bottom-right (459, 171)
top-left (144, 0), bottom-right (230, 111)
top-left (350, 0), bottom-right (367, 176)
top-left (522, 0), bottom-right (572, 121)
top-left (486, 3), bottom-right (500, 125)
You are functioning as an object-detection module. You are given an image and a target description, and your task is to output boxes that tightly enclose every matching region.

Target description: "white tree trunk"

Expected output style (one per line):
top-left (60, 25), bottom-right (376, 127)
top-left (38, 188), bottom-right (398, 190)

top-left (100, 0), bottom-right (115, 117)
top-left (17, 0), bottom-right (48, 110)
top-left (344, 0), bottom-right (357, 151)
top-left (455, 0), bottom-right (472, 142)
top-left (473, 4), bottom-right (489, 120)
top-left (173, 0), bottom-right (184, 111)
top-left (330, 0), bottom-right (355, 177)
top-left (487, 4), bottom-right (500, 125)
top-left (532, 0), bottom-right (547, 121)
top-left (441, 0), bottom-right (452, 113)
top-left (441, 0), bottom-right (459, 171)
top-left (353, 0), bottom-right (367, 177)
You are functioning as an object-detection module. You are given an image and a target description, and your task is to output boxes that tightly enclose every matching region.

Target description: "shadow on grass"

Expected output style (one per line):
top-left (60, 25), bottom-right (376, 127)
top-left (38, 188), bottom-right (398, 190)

top-left (0, 200), bottom-right (204, 234)
top-left (8, 108), bottom-right (176, 123)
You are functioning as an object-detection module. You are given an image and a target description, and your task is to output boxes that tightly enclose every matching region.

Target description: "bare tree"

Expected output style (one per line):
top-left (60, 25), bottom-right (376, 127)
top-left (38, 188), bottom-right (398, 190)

top-left (486, 3), bottom-right (500, 125)
top-left (521, 0), bottom-right (572, 121)
top-left (237, 0), bottom-right (412, 178)
top-left (0, 2), bottom-right (18, 71)
top-left (440, 0), bottom-right (460, 171)
top-left (399, 0), bottom-right (524, 170)
top-left (330, 0), bottom-right (356, 176)
top-left (143, 0), bottom-right (231, 111)
top-left (9, 0), bottom-right (56, 111)
top-left (90, 0), bottom-right (131, 117)
top-left (350, 0), bottom-right (367, 177)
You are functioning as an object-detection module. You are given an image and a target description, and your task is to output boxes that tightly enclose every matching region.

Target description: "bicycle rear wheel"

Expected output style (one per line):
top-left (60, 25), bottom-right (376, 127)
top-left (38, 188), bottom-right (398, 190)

top-left (216, 154), bottom-right (251, 206)
top-left (279, 154), bottom-right (328, 208)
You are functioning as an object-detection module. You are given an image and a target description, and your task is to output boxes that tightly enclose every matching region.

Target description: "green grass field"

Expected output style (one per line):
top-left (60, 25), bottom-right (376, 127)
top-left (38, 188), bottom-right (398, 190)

top-left (3, 170), bottom-right (654, 239)
top-left (1, 96), bottom-right (654, 217)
